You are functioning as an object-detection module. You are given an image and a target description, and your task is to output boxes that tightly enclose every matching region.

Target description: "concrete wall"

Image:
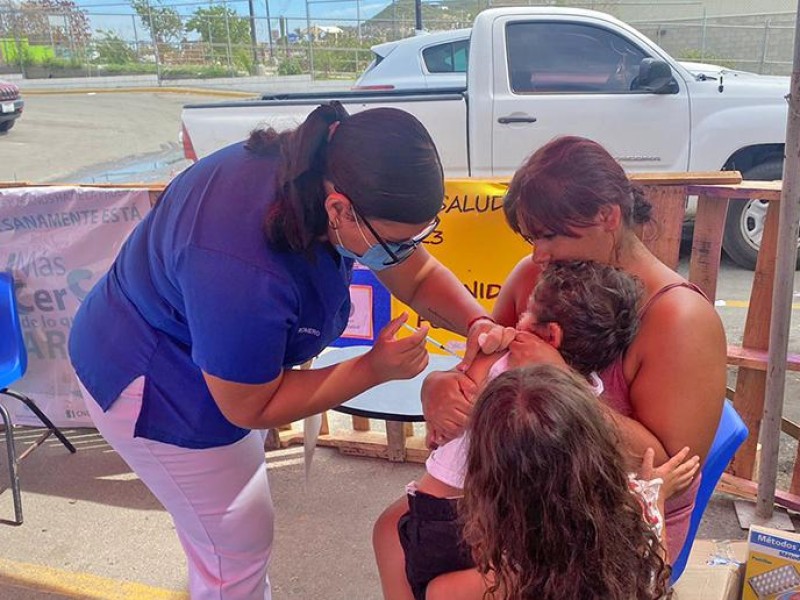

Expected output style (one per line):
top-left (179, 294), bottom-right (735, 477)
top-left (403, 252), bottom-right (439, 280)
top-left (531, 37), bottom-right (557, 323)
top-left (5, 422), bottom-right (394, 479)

top-left (633, 13), bottom-right (796, 74)
top-left (572, 1), bottom-right (798, 74)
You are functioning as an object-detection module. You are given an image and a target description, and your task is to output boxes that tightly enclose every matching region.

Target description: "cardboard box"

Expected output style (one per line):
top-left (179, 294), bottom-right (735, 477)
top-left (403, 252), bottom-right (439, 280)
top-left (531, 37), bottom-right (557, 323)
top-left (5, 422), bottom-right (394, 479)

top-left (742, 525), bottom-right (800, 599)
top-left (674, 539), bottom-right (747, 600)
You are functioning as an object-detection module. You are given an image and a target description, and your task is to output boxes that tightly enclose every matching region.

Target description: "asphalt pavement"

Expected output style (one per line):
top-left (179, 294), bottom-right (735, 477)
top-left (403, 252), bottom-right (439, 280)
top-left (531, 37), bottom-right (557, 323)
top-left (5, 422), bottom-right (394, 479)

top-left (0, 421), bottom-right (789, 600)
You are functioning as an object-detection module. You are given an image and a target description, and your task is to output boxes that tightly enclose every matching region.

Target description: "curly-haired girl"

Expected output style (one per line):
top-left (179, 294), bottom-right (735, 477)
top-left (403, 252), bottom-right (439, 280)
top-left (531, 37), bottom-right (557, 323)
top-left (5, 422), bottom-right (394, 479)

top-left (458, 365), bottom-right (675, 600)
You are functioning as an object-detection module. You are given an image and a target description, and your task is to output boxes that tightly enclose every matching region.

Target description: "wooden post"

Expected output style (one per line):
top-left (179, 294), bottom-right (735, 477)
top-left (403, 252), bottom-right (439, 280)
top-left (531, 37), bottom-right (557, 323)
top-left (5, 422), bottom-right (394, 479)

top-left (756, 6), bottom-right (800, 519)
top-left (319, 412), bottom-right (329, 436)
top-left (730, 198), bottom-right (780, 478)
top-left (385, 421), bottom-right (407, 462)
top-left (636, 186), bottom-right (687, 271)
top-left (351, 416), bottom-right (371, 431)
top-left (686, 193), bottom-right (729, 302)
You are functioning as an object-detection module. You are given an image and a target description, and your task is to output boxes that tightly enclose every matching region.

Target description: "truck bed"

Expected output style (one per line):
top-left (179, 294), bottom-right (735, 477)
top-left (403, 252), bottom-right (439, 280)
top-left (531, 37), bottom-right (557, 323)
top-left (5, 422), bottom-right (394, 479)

top-left (182, 89), bottom-right (469, 175)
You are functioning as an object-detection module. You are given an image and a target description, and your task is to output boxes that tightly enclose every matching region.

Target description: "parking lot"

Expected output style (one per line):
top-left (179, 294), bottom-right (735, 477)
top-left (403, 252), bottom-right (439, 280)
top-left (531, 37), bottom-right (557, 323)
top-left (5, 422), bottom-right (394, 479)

top-left (0, 90), bottom-right (205, 184)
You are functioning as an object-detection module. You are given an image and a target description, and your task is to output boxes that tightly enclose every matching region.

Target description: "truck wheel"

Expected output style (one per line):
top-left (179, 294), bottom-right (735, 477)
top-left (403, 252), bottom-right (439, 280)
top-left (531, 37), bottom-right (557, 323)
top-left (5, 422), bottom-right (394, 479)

top-left (0, 120), bottom-right (14, 132)
top-left (722, 159), bottom-right (799, 270)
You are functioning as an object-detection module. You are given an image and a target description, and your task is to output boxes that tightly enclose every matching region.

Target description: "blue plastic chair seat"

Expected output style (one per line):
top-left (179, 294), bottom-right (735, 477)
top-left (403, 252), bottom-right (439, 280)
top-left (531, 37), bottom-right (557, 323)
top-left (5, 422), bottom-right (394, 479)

top-left (0, 272), bottom-right (26, 390)
top-left (0, 271), bottom-right (76, 525)
top-left (669, 400), bottom-right (748, 582)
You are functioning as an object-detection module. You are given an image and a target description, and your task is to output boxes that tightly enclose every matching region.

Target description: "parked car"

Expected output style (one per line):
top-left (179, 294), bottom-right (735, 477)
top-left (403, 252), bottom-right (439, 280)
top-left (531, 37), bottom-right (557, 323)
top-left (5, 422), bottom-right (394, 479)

top-left (353, 29), bottom-right (471, 91)
top-left (182, 7), bottom-right (793, 269)
top-left (0, 80), bottom-right (23, 132)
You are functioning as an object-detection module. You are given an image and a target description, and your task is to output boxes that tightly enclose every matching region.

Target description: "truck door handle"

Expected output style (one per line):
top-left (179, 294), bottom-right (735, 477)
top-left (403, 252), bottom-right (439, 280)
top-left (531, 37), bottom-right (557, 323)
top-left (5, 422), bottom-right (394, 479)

top-left (498, 115), bottom-right (538, 124)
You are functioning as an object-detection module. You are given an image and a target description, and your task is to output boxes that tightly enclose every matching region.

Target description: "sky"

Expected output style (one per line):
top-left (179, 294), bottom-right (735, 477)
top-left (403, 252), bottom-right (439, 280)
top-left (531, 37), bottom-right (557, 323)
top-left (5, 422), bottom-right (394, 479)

top-left (74, 0), bottom-right (396, 39)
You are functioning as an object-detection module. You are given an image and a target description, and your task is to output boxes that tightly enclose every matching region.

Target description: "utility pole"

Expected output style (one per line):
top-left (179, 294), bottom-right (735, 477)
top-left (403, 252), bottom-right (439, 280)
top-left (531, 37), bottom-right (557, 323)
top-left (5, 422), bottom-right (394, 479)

top-left (131, 14), bottom-right (140, 59)
top-left (305, 0), bottom-right (314, 79)
top-left (415, 0), bottom-right (422, 31)
top-left (280, 15), bottom-right (288, 56)
top-left (223, 6), bottom-right (233, 75)
top-left (356, 0), bottom-right (361, 42)
top-left (247, 0), bottom-right (258, 65)
top-left (146, 0), bottom-right (162, 84)
top-left (264, 0), bottom-right (274, 59)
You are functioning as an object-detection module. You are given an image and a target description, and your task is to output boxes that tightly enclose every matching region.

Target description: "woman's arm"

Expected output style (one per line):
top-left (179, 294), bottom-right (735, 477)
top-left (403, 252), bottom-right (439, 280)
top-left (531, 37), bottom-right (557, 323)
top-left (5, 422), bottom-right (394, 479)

top-left (421, 350), bottom-right (501, 445)
top-left (599, 404), bottom-right (670, 467)
top-left (491, 256), bottom-right (540, 327)
top-left (377, 246), bottom-right (513, 367)
top-left (421, 370), bottom-right (478, 444)
top-left (377, 246), bottom-right (484, 335)
top-left (205, 314), bottom-right (429, 429)
top-left (628, 291), bottom-right (727, 464)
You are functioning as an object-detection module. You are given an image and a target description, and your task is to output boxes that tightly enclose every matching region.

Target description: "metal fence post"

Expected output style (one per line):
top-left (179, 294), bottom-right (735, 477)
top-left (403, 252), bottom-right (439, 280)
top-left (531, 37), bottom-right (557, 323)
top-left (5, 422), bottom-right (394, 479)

top-left (761, 19), bottom-right (772, 74)
top-left (265, 0), bottom-right (274, 60)
top-left (224, 7), bottom-right (234, 76)
top-left (13, 19), bottom-right (25, 78)
top-left (701, 7), bottom-right (707, 60)
top-left (132, 14), bottom-right (140, 60)
top-left (248, 0), bottom-right (258, 66)
top-left (306, 0), bottom-right (315, 79)
top-left (206, 11), bottom-right (213, 64)
top-left (356, 0), bottom-right (361, 42)
top-left (146, 1), bottom-right (162, 84)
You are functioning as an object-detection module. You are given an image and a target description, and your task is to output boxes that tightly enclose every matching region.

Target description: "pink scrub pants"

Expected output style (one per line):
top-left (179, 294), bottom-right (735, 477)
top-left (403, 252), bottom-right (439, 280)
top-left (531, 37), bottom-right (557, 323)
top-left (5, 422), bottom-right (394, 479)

top-left (81, 377), bottom-right (274, 600)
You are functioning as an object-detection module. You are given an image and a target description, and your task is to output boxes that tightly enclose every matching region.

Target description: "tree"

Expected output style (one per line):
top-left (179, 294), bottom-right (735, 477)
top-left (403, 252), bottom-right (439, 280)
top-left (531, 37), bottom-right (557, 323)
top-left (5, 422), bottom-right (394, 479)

top-left (130, 0), bottom-right (183, 46)
top-left (0, 0), bottom-right (91, 47)
top-left (186, 4), bottom-right (250, 57)
top-left (94, 29), bottom-right (137, 64)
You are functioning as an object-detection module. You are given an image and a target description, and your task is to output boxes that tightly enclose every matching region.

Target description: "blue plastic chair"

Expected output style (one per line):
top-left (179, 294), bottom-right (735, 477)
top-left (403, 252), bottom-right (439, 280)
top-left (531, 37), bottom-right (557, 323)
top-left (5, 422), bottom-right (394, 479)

top-left (0, 271), bottom-right (76, 525)
top-left (670, 400), bottom-right (748, 582)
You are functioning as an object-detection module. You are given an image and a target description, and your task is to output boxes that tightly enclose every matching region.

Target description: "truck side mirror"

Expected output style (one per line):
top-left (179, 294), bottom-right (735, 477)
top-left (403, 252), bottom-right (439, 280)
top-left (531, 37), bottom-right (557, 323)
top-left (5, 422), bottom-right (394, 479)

top-left (633, 58), bottom-right (678, 94)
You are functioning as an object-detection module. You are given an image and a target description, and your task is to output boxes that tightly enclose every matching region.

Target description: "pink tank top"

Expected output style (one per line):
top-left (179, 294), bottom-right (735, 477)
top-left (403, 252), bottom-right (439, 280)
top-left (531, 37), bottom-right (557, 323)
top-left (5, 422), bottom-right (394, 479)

top-left (598, 281), bottom-right (709, 562)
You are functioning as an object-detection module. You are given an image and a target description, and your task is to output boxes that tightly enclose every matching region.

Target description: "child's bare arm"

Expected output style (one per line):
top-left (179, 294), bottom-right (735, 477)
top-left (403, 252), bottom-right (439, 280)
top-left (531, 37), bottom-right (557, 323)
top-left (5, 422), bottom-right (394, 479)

top-left (462, 349), bottom-right (504, 390)
top-left (424, 351), bottom-right (505, 448)
top-left (650, 446), bottom-right (701, 499)
top-left (638, 446), bottom-right (700, 541)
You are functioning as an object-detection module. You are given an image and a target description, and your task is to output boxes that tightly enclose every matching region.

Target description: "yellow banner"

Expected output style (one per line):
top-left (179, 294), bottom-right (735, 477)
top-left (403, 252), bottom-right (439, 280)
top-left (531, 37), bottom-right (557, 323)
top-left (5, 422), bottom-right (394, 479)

top-left (392, 179), bottom-right (531, 353)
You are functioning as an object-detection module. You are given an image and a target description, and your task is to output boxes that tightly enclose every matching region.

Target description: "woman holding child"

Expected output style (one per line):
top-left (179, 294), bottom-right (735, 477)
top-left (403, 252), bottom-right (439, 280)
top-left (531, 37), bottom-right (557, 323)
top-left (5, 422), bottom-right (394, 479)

top-left (374, 136), bottom-right (727, 598)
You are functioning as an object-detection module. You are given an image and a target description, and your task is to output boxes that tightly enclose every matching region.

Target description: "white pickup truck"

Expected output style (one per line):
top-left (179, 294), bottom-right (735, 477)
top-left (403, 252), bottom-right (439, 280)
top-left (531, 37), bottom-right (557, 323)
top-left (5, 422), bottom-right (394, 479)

top-left (180, 6), bottom-right (792, 269)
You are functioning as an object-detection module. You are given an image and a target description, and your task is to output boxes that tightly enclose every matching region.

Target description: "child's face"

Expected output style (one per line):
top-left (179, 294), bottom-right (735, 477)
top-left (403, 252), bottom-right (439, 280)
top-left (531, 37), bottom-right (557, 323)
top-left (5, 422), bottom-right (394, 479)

top-left (518, 293), bottom-right (564, 350)
top-left (517, 308), bottom-right (536, 333)
top-left (517, 298), bottom-right (548, 338)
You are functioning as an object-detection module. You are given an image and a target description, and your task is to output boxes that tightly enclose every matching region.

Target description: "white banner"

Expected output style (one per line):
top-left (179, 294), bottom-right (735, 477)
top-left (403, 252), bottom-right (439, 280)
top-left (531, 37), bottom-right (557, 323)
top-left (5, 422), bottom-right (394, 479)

top-left (0, 186), bottom-right (151, 427)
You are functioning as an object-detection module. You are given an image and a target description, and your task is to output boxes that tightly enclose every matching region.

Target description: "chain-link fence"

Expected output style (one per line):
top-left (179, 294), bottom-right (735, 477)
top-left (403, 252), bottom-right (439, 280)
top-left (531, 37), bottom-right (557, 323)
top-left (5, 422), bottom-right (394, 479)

top-left (0, 0), bottom-right (796, 82)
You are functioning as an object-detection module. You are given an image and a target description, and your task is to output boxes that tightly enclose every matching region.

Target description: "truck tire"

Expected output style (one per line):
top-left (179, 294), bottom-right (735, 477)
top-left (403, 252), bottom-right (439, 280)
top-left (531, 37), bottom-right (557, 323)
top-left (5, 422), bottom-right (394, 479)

top-left (722, 159), bottom-right (799, 270)
top-left (0, 120), bottom-right (14, 132)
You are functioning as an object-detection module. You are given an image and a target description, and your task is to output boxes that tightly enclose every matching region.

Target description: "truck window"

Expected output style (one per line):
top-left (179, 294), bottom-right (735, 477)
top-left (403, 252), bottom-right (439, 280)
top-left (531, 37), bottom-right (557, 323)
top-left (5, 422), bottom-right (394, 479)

top-left (506, 22), bottom-right (648, 94)
top-left (423, 40), bottom-right (470, 74)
